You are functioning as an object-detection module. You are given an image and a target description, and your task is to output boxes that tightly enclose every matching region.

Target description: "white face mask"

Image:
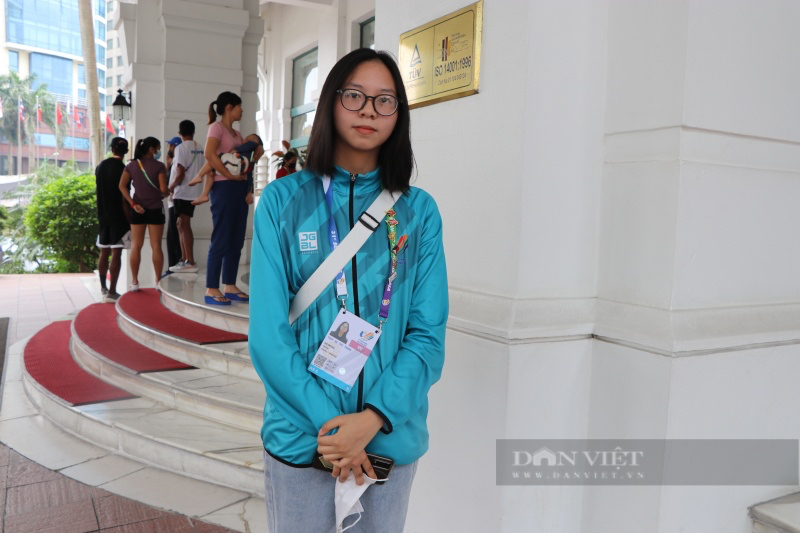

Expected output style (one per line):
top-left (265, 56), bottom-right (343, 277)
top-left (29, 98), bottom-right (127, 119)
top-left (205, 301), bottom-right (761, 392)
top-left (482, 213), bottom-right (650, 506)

top-left (335, 471), bottom-right (379, 532)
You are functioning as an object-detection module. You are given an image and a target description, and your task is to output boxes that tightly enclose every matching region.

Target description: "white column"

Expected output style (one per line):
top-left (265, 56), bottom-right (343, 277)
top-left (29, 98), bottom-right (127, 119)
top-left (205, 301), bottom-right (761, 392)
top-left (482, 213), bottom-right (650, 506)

top-left (118, 0), bottom-right (262, 289)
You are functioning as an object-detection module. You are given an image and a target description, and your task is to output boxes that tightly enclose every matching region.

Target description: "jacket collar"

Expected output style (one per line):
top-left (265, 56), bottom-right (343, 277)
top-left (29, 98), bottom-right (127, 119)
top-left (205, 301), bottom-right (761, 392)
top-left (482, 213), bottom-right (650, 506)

top-left (329, 165), bottom-right (382, 197)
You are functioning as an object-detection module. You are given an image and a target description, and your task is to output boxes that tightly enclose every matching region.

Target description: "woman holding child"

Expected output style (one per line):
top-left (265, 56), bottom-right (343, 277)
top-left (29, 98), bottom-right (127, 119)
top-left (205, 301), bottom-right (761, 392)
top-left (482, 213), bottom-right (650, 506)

top-left (202, 91), bottom-right (262, 305)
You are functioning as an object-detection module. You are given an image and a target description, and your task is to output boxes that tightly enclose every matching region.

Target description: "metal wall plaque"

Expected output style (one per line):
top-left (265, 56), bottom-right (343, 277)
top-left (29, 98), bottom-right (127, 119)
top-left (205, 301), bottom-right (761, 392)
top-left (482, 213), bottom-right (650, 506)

top-left (398, 1), bottom-right (483, 109)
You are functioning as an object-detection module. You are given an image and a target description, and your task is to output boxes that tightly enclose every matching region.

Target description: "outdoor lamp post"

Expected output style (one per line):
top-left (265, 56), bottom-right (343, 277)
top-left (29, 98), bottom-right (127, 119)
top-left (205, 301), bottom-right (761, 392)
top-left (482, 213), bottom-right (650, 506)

top-left (112, 89), bottom-right (132, 121)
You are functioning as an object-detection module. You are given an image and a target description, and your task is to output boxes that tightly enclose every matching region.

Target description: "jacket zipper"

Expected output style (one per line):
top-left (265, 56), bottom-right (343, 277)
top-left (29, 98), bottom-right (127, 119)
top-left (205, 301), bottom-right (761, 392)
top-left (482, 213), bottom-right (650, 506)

top-left (349, 173), bottom-right (365, 412)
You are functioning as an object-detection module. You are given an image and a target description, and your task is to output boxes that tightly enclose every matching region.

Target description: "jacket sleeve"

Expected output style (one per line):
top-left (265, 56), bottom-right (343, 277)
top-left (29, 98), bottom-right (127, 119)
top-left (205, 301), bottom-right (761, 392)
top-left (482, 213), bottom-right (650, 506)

top-left (249, 190), bottom-right (343, 436)
top-left (363, 196), bottom-right (448, 433)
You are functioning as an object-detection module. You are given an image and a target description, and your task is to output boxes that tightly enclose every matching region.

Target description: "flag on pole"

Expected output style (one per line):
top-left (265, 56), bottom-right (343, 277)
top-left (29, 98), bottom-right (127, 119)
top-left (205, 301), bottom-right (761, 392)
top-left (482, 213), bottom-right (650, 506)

top-left (119, 120), bottom-right (125, 139)
top-left (18, 98), bottom-right (24, 121)
top-left (37, 100), bottom-right (42, 122)
top-left (0, 96), bottom-right (3, 119)
top-left (74, 105), bottom-right (81, 128)
top-left (56, 103), bottom-right (63, 125)
top-left (105, 114), bottom-right (116, 134)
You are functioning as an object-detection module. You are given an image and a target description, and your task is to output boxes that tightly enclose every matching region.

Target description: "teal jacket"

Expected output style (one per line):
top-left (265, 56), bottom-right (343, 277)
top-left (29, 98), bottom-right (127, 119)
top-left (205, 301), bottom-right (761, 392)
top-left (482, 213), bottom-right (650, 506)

top-left (249, 166), bottom-right (448, 466)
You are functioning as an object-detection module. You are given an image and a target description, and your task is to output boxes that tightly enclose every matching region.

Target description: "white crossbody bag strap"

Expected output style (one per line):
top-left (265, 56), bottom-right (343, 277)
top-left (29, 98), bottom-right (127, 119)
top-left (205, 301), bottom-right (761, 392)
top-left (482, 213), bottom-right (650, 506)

top-left (289, 187), bottom-right (398, 325)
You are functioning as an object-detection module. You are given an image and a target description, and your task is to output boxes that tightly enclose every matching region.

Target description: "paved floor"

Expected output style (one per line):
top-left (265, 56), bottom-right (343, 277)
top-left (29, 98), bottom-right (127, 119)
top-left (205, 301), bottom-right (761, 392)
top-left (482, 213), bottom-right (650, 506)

top-left (0, 273), bottom-right (237, 533)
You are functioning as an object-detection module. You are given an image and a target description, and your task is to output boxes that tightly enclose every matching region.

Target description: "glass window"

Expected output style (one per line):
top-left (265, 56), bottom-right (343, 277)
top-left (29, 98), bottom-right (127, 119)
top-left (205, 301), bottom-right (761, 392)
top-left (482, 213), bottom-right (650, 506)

top-left (291, 48), bottom-right (318, 109)
top-left (290, 48), bottom-right (318, 146)
top-left (116, 75), bottom-right (122, 86)
top-left (97, 69), bottom-right (105, 88)
top-left (360, 18), bottom-right (375, 50)
top-left (78, 89), bottom-right (86, 99)
top-left (9, 51), bottom-right (18, 72)
top-left (106, 58), bottom-right (113, 68)
top-left (96, 44), bottom-right (105, 65)
top-left (106, 77), bottom-right (112, 87)
top-left (30, 53), bottom-right (72, 96)
top-left (78, 64), bottom-right (85, 84)
top-left (107, 38), bottom-right (113, 50)
top-left (96, 20), bottom-right (105, 41)
top-left (99, 97), bottom-right (105, 111)
top-left (117, 55), bottom-right (123, 67)
top-left (6, 0), bottom-right (82, 57)
top-left (95, 0), bottom-right (106, 18)
top-left (106, 94), bottom-right (113, 106)
top-left (107, 1), bottom-right (114, 14)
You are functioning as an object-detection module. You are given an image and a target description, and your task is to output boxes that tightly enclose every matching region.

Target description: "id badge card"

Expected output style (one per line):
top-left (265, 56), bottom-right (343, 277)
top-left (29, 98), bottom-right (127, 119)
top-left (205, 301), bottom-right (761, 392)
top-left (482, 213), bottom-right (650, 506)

top-left (308, 310), bottom-right (381, 392)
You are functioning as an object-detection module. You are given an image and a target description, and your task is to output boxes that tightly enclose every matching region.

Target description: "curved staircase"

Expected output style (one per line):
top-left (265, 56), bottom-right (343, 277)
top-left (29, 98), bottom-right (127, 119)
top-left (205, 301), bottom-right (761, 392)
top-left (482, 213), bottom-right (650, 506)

top-left (11, 272), bottom-right (267, 531)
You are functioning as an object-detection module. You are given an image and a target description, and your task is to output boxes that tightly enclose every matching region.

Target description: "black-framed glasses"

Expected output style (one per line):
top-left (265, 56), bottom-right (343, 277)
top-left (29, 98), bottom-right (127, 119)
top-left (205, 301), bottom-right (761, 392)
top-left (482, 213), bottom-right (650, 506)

top-left (336, 89), bottom-right (400, 116)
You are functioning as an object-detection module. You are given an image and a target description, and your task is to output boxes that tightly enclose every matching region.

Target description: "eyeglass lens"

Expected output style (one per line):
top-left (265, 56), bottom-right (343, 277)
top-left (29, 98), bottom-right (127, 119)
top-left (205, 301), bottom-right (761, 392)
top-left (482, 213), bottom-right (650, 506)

top-left (339, 89), bottom-right (398, 116)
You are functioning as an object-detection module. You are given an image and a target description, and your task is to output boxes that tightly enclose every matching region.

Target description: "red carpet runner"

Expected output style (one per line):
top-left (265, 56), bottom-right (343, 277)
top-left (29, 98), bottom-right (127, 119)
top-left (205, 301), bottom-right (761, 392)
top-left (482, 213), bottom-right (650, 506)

top-left (118, 289), bottom-right (248, 344)
top-left (74, 304), bottom-right (193, 373)
top-left (24, 321), bottom-right (136, 406)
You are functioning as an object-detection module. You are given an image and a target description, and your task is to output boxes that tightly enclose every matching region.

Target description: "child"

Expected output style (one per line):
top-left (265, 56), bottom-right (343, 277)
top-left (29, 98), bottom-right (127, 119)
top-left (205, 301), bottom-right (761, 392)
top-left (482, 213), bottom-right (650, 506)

top-left (189, 133), bottom-right (263, 206)
top-left (249, 48), bottom-right (448, 532)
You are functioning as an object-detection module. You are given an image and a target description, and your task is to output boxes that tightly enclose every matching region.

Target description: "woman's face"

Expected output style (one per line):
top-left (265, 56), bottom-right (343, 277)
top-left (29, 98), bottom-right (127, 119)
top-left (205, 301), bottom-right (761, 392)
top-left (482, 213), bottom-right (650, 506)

top-left (227, 103), bottom-right (243, 122)
top-left (151, 145), bottom-right (161, 158)
top-left (333, 60), bottom-right (398, 159)
top-left (338, 322), bottom-right (349, 335)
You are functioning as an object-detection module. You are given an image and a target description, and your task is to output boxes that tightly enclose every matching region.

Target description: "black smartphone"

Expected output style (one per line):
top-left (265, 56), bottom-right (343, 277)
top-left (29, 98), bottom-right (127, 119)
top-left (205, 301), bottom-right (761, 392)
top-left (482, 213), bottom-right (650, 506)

top-left (311, 453), bottom-right (395, 485)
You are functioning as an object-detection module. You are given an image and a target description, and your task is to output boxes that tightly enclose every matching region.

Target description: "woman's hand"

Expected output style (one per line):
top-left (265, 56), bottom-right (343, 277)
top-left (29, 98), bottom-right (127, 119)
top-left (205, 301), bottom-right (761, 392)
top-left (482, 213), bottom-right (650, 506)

top-left (317, 410), bottom-right (384, 468)
top-left (330, 450), bottom-right (378, 485)
top-left (132, 204), bottom-right (145, 214)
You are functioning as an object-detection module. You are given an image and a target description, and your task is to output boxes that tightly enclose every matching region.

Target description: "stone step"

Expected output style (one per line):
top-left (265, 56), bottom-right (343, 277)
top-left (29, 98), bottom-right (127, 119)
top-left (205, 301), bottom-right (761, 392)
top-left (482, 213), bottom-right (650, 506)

top-left (750, 492), bottom-right (800, 533)
top-left (159, 273), bottom-right (250, 335)
top-left (23, 359), bottom-right (266, 496)
top-left (115, 306), bottom-right (259, 382)
top-left (71, 319), bottom-right (264, 432)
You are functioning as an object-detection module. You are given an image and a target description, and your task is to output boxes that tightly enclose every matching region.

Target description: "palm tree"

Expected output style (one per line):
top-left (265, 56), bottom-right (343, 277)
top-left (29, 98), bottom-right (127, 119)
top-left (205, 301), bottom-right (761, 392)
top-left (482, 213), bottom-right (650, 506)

top-left (0, 72), bottom-right (60, 174)
top-left (78, 0), bottom-right (102, 169)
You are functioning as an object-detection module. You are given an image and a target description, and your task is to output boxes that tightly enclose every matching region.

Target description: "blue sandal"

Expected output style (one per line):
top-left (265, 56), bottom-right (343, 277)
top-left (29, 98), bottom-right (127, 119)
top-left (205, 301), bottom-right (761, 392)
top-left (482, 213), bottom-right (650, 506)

top-left (224, 292), bottom-right (249, 302)
top-left (205, 294), bottom-right (231, 306)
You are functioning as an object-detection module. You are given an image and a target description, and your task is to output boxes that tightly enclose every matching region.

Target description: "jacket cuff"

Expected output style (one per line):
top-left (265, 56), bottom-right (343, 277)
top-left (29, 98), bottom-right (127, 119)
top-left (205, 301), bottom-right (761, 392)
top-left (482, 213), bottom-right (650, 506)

top-left (364, 403), bottom-right (393, 434)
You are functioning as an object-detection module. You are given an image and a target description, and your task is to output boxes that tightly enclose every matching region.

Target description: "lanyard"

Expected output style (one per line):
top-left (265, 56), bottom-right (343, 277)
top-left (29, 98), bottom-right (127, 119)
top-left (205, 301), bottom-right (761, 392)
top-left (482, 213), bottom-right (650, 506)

top-left (379, 208), bottom-right (407, 326)
top-left (321, 176), bottom-right (406, 327)
top-left (137, 160), bottom-right (159, 191)
top-left (322, 177), bottom-right (349, 306)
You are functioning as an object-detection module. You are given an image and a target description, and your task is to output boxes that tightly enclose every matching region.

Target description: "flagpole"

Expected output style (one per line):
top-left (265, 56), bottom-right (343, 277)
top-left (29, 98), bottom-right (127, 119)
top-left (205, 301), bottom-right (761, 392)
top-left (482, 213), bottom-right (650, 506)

top-left (17, 97), bottom-right (21, 183)
top-left (55, 102), bottom-right (59, 168)
top-left (35, 95), bottom-right (39, 172)
top-left (70, 97), bottom-right (75, 162)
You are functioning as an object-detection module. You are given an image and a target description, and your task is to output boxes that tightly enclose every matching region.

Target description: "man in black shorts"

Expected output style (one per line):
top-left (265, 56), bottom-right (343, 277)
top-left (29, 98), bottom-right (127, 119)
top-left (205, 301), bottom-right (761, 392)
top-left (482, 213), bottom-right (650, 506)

top-left (168, 120), bottom-right (204, 273)
top-left (95, 137), bottom-right (130, 303)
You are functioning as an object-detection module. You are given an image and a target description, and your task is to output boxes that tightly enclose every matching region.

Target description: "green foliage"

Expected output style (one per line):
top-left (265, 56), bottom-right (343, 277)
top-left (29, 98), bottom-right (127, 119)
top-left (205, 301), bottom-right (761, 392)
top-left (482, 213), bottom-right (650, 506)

top-left (23, 170), bottom-right (98, 272)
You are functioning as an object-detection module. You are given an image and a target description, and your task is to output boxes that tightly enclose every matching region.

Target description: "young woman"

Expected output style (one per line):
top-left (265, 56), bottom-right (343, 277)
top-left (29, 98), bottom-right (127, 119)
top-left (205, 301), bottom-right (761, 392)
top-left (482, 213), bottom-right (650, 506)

top-left (250, 48), bottom-right (448, 532)
top-left (119, 136), bottom-right (168, 291)
top-left (203, 91), bottom-right (250, 305)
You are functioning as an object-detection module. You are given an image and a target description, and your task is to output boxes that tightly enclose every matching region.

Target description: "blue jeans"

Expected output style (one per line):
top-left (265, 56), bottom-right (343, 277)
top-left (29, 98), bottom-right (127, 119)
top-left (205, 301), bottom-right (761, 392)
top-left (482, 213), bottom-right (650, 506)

top-left (206, 180), bottom-right (248, 289)
top-left (263, 451), bottom-right (418, 533)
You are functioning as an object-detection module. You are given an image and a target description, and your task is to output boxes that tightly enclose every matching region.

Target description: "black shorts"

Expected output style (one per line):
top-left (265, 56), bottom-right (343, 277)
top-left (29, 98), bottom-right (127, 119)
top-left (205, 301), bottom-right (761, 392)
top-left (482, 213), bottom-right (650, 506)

top-left (130, 207), bottom-right (166, 225)
top-left (97, 222), bottom-right (130, 248)
top-left (173, 199), bottom-right (196, 217)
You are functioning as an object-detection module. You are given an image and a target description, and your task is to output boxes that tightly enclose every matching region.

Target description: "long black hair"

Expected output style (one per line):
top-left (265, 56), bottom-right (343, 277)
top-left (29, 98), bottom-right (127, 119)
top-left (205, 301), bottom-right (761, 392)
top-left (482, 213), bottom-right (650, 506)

top-left (133, 137), bottom-right (160, 160)
top-left (208, 91), bottom-right (242, 124)
top-left (306, 49), bottom-right (414, 193)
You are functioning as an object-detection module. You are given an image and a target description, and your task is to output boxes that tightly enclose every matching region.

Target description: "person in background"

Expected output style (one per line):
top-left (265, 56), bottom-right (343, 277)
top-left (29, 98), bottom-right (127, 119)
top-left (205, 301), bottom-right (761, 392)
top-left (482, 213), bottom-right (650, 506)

top-left (202, 91), bottom-right (250, 306)
top-left (275, 151), bottom-right (297, 179)
top-left (118, 137), bottom-right (168, 291)
top-left (168, 120), bottom-right (204, 273)
top-left (164, 135), bottom-right (183, 274)
top-left (95, 137), bottom-right (130, 303)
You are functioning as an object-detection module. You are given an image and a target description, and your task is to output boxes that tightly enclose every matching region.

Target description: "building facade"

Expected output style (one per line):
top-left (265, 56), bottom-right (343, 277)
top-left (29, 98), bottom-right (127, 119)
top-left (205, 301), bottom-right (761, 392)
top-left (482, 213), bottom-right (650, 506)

top-left (0, 0), bottom-right (110, 173)
top-left (118, 1), bottom-right (800, 531)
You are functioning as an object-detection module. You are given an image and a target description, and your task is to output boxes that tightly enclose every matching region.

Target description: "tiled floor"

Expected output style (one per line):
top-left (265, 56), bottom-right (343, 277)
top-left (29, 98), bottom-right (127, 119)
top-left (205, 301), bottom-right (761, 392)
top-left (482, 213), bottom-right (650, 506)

top-left (0, 273), bottom-right (238, 533)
